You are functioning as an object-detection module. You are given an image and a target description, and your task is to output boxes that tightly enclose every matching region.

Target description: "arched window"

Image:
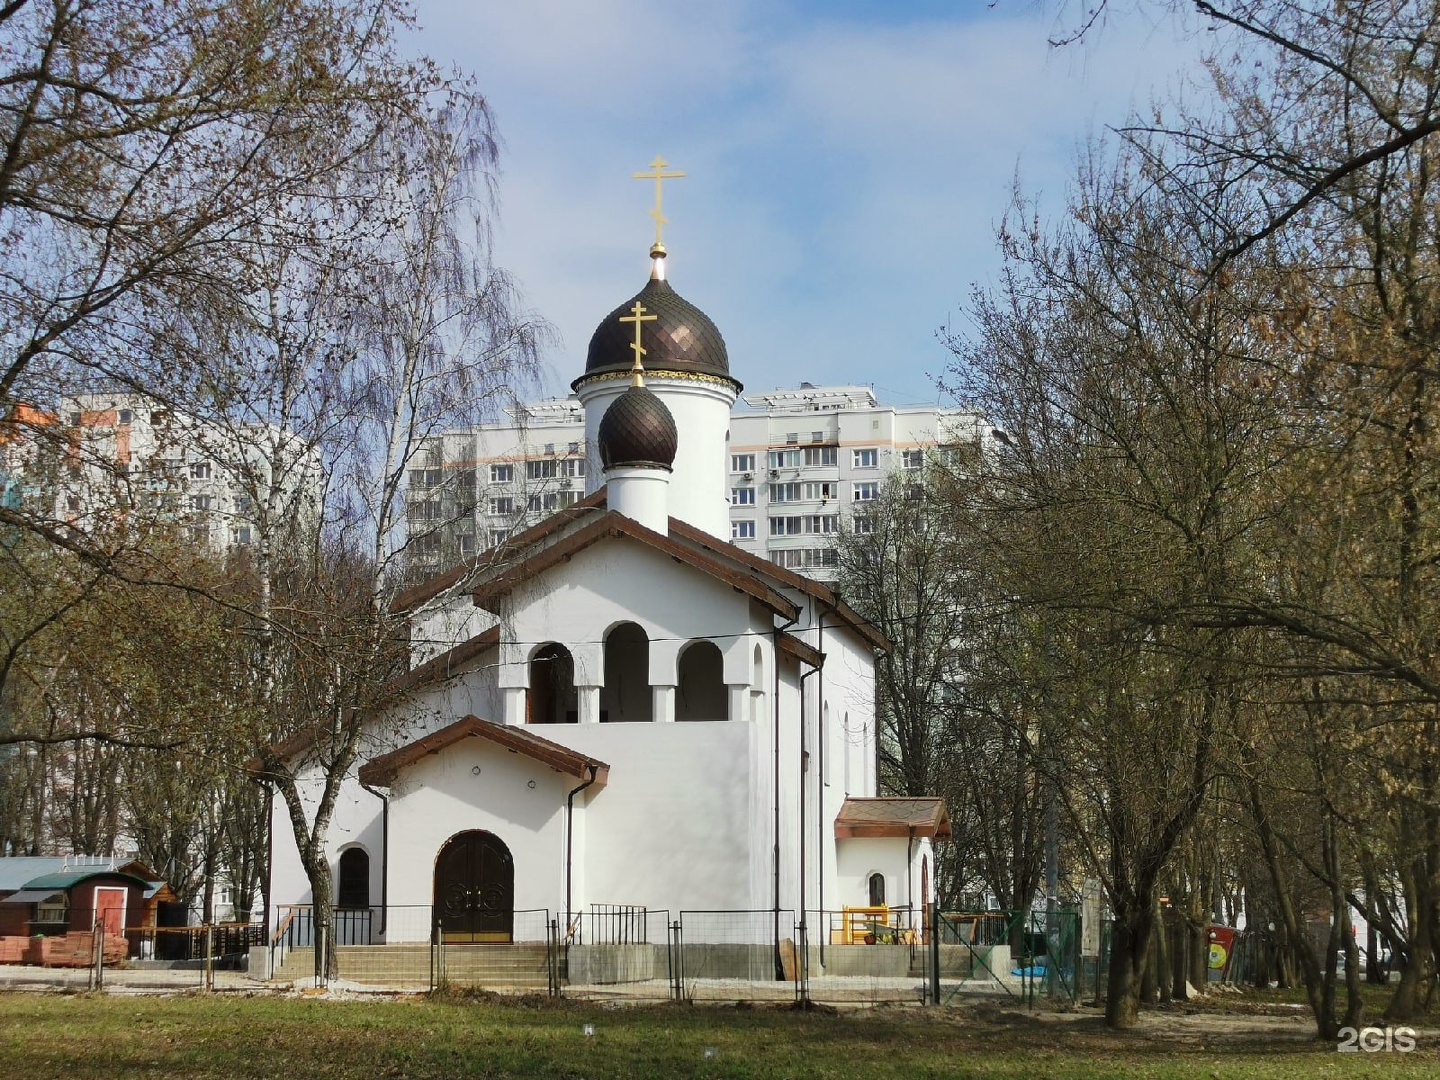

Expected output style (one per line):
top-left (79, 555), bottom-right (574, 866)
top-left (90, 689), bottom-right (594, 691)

top-left (750, 643), bottom-right (765, 723)
top-left (843, 711), bottom-right (852, 793)
top-left (676, 640), bottom-right (727, 721)
top-left (868, 872), bottom-right (886, 908)
top-left (602, 622), bottom-right (651, 722)
top-left (528, 643), bottom-right (577, 724)
top-left (337, 848), bottom-right (369, 909)
top-left (822, 703), bottom-right (831, 786)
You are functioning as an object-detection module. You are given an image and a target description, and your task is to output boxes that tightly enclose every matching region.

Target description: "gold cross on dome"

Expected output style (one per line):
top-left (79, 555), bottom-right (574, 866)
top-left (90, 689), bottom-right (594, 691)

top-left (632, 155), bottom-right (685, 251)
top-left (618, 301), bottom-right (657, 386)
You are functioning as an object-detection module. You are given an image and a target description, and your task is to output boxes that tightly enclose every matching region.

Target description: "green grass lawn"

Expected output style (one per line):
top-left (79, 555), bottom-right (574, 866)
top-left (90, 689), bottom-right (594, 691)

top-left (0, 989), bottom-right (1434, 1079)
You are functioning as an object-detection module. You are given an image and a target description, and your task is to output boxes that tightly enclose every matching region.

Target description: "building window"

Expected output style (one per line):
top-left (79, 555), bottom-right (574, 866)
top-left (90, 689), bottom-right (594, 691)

top-left (785, 432), bottom-right (799, 445)
top-left (66, 496), bottom-right (81, 512)
top-left (569, 441), bottom-right (581, 454)
top-left (803, 481), bottom-right (838, 501)
top-left (906, 483), bottom-right (924, 501)
top-left (234, 494), bottom-right (253, 514)
top-left (731, 453), bottom-right (755, 473)
top-left (409, 499), bottom-right (440, 521)
top-left (770, 516), bottom-right (801, 536)
top-left (852, 448), bottom-right (878, 468)
top-left (527, 459), bottom-right (559, 480)
top-left (732, 520), bottom-right (755, 541)
top-left (767, 448), bottom-right (800, 469)
top-left (490, 496), bottom-right (514, 515)
top-left (769, 548), bottom-right (838, 570)
top-left (337, 848), bottom-right (369, 909)
top-left (189, 494), bottom-right (212, 512)
top-left (769, 482), bottom-right (803, 503)
top-left (557, 490), bottom-right (579, 508)
top-left (902, 449), bottom-right (924, 470)
top-left (852, 513), bottom-right (874, 535)
top-left (811, 431), bottom-right (825, 443)
top-left (189, 461), bottom-right (212, 480)
top-left (802, 446), bottom-right (837, 467)
top-left (236, 526), bottom-right (252, 545)
top-left (117, 409), bottom-right (133, 425)
top-left (852, 482), bottom-right (879, 502)
top-left (868, 872), bottom-right (886, 907)
top-left (490, 463), bottom-right (513, 483)
top-left (188, 524), bottom-right (209, 544)
top-left (411, 532), bottom-right (441, 555)
top-left (458, 533), bottom-right (475, 556)
top-left (730, 486), bottom-right (755, 506)
top-left (489, 528), bottom-right (509, 547)
top-left (807, 514), bottom-right (840, 534)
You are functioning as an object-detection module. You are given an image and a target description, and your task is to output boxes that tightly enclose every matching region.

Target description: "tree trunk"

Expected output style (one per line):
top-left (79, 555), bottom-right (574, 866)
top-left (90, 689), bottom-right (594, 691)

top-left (1106, 902), bottom-right (1154, 1028)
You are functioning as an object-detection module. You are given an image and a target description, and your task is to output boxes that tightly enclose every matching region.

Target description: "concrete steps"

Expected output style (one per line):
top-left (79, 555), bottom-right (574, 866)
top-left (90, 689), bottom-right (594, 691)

top-left (273, 943), bottom-right (552, 988)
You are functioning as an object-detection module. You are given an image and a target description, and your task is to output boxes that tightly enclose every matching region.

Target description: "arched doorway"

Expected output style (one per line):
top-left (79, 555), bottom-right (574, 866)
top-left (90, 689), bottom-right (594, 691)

top-left (528, 642), bottom-right (577, 724)
top-left (676, 640), bottom-right (727, 721)
top-left (434, 830), bottom-right (514, 942)
top-left (602, 622), bottom-right (651, 722)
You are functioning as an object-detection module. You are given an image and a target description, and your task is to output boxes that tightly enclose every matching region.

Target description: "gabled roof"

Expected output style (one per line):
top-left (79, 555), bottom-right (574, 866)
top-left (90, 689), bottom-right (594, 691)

top-left (666, 518), bottom-right (890, 652)
top-left (391, 488), bottom-right (608, 614)
top-left (834, 797), bottom-right (952, 840)
top-left (470, 511), bottom-right (802, 623)
top-left (358, 714), bottom-right (609, 789)
top-left (388, 484), bottom-right (888, 653)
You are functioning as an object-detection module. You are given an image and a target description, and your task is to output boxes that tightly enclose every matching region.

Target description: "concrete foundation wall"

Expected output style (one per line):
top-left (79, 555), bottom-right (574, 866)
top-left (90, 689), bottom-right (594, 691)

top-left (566, 943), bottom-right (662, 984)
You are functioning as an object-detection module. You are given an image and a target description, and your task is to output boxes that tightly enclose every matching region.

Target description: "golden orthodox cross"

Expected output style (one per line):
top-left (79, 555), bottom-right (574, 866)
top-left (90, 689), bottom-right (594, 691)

top-left (632, 155), bottom-right (685, 251)
top-left (618, 301), bottom-right (657, 386)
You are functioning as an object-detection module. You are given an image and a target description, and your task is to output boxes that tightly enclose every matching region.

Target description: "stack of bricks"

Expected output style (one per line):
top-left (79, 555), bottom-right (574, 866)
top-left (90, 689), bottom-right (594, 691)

top-left (22, 932), bottom-right (127, 967)
top-left (0, 936), bottom-right (26, 963)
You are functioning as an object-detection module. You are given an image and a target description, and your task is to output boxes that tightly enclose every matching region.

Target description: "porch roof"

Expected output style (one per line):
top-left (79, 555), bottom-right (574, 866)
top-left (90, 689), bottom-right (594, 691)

top-left (834, 797), bottom-right (952, 840)
top-left (358, 714), bottom-right (609, 789)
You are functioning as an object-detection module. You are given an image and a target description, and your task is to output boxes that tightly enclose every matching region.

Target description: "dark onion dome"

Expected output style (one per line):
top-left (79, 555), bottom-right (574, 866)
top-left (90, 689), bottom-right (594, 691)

top-left (577, 276), bottom-right (738, 388)
top-left (598, 385), bottom-right (678, 470)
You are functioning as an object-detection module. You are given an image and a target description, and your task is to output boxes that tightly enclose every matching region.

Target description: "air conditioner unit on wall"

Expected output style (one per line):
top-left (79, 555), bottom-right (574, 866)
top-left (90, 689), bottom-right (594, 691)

top-left (743, 472), bottom-right (753, 480)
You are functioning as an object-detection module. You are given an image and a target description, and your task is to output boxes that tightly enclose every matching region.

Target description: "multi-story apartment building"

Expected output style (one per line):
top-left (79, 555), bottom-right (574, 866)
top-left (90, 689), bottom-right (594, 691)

top-left (3, 393), bottom-right (319, 552)
top-left (403, 384), bottom-right (985, 583)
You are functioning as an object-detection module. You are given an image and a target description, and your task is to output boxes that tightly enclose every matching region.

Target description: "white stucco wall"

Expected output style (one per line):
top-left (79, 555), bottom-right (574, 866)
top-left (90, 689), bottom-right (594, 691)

top-left (383, 736), bottom-right (571, 942)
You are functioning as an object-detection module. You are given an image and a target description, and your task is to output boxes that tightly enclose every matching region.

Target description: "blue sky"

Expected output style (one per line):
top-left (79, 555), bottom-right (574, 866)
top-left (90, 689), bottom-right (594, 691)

top-left (412, 1), bottom-right (1205, 405)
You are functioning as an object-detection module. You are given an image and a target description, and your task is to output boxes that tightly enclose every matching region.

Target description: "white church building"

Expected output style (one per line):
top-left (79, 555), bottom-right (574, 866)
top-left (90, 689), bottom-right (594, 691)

top-left (267, 235), bottom-right (950, 961)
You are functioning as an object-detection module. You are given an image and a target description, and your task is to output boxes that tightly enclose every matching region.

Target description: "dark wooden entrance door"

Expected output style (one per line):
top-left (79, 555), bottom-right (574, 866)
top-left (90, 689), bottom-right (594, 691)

top-left (434, 831), bottom-right (514, 942)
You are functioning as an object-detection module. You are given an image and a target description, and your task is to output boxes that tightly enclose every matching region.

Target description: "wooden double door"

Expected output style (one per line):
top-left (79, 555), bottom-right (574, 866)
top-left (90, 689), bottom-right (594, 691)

top-left (434, 830), bottom-right (514, 943)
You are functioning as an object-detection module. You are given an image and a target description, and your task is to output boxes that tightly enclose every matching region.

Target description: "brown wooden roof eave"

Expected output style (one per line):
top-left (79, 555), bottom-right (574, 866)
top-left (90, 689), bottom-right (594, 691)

top-left (247, 627), bottom-right (503, 776)
top-left (834, 796), bottom-right (952, 840)
top-left (665, 517), bottom-right (890, 652)
top-left (358, 715), bottom-right (608, 789)
top-left (391, 488), bottom-right (609, 614)
top-left (471, 511), bottom-right (801, 623)
top-left (777, 632), bottom-right (825, 669)
top-left (380, 625), bottom-right (501, 697)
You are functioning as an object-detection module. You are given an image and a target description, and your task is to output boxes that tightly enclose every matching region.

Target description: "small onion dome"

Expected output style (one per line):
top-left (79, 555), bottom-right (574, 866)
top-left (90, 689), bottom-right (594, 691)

top-left (598, 385), bottom-right (678, 471)
top-left (577, 276), bottom-right (737, 388)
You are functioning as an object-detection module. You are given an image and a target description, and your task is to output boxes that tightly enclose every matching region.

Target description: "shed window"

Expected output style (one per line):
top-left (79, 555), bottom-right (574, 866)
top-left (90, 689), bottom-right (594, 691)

top-left (868, 872), bottom-right (886, 907)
